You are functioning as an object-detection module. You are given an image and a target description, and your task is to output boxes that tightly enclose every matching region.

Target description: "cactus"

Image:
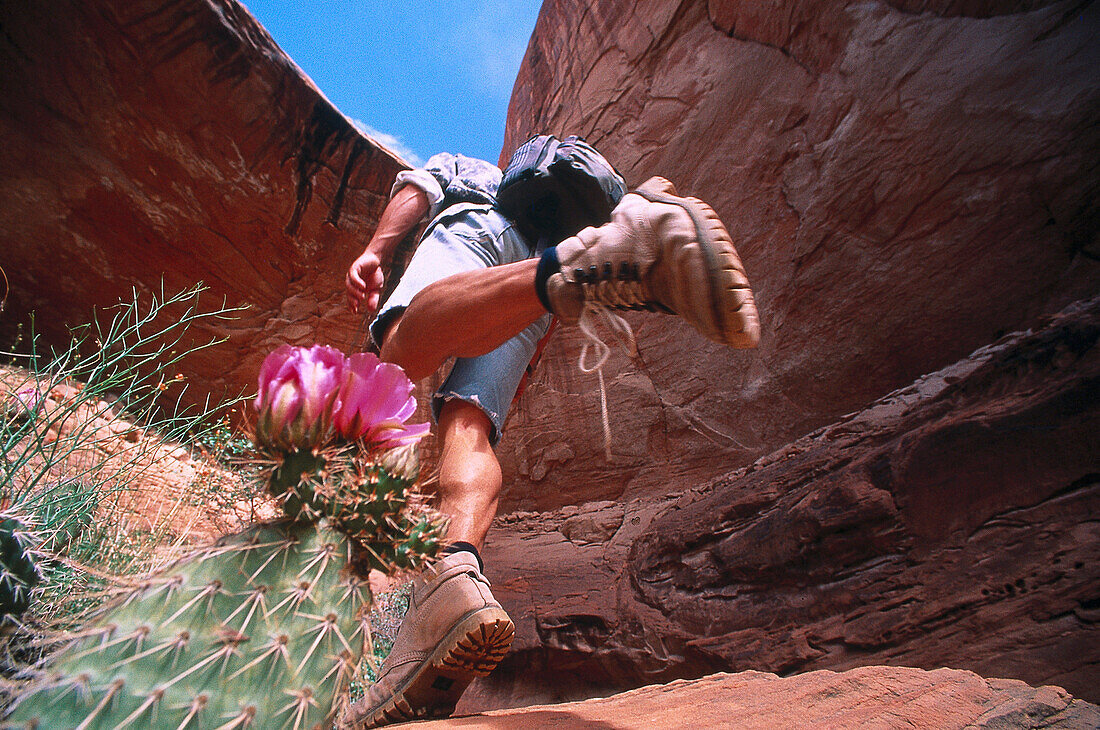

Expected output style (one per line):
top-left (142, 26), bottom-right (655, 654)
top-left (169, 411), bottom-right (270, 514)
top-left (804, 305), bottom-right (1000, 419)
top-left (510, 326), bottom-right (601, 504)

top-left (254, 347), bottom-right (446, 574)
top-left (0, 482), bottom-right (98, 623)
top-left (5, 345), bottom-right (446, 727)
top-left (0, 515), bottom-right (41, 621)
top-left (268, 445), bottom-right (414, 528)
top-left (6, 520), bottom-right (368, 729)
top-left (266, 443), bottom-right (444, 574)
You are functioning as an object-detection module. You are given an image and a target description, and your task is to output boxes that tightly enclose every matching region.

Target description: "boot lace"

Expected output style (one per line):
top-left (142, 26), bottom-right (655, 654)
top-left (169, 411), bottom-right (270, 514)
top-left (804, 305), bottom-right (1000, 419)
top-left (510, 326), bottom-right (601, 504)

top-left (576, 301), bottom-right (637, 460)
top-left (573, 261), bottom-right (674, 314)
top-left (587, 278), bottom-right (647, 310)
top-left (573, 261), bottom-right (646, 310)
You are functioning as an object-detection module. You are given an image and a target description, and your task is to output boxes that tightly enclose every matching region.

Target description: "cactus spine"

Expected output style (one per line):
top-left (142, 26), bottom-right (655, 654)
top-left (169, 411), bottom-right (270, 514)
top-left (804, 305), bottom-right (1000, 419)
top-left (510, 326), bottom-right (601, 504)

top-left (7, 520), bottom-right (367, 729)
top-left (0, 515), bottom-right (41, 621)
top-left (266, 443), bottom-right (444, 573)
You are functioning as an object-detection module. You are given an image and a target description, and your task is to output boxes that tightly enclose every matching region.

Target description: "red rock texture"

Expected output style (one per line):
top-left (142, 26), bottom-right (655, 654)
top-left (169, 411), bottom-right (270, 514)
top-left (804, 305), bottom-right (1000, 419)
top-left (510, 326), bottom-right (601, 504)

top-left (3, 1), bottom-right (1097, 720)
top-left (426, 667), bottom-right (1099, 729)
top-left (497, 0), bottom-right (1100, 510)
top-left (0, 0), bottom-right (406, 412)
top-left (464, 297), bottom-right (1100, 711)
top-left (0, 365), bottom-right (277, 547)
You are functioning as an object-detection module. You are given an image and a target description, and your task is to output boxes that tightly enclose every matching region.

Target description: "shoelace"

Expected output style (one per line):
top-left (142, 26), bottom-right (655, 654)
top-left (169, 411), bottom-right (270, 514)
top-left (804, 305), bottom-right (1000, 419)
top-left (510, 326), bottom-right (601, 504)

top-left (577, 301), bottom-right (637, 460)
top-left (585, 277), bottom-right (647, 310)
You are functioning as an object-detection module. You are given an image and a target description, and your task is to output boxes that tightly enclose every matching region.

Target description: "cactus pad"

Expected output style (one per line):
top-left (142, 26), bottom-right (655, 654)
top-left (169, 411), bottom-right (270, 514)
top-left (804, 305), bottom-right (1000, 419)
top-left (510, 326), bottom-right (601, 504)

top-left (7, 520), bottom-right (367, 729)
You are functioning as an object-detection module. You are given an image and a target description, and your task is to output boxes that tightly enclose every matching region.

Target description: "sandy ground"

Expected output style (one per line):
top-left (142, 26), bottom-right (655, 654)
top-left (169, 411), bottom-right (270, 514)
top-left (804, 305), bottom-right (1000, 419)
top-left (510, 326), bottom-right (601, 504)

top-left (1, 364), bottom-right (278, 559)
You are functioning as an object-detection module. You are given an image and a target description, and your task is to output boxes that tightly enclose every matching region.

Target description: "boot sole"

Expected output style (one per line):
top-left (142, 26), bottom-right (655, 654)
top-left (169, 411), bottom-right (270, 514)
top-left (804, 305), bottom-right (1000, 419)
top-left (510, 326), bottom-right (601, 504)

top-left (635, 186), bottom-right (760, 348)
top-left (364, 606), bottom-right (515, 727)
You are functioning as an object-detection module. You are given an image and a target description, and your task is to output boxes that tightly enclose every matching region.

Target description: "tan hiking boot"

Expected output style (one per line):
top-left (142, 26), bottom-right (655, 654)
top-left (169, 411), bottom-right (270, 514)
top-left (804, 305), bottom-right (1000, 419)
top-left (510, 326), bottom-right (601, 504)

top-left (345, 551), bottom-right (514, 728)
top-left (544, 177), bottom-right (760, 348)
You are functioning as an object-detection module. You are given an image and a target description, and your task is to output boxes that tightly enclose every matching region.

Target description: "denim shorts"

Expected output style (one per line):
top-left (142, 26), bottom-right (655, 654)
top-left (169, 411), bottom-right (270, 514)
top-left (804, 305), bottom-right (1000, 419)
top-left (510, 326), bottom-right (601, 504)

top-left (370, 203), bottom-right (552, 445)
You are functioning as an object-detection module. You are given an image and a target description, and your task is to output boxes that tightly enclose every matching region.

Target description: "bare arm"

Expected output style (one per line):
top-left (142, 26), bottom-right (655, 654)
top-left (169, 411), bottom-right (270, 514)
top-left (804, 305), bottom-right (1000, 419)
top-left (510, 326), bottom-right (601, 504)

top-left (346, 184), bottom-right (431, 313)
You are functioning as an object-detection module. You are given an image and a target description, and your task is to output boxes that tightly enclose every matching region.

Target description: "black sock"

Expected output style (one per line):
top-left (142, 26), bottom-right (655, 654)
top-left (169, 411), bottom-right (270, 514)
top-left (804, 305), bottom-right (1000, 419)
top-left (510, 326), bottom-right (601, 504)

top-left (534, 246), bottom-right (560, 313)
top-left (443, 541), bottom-right (484, 573)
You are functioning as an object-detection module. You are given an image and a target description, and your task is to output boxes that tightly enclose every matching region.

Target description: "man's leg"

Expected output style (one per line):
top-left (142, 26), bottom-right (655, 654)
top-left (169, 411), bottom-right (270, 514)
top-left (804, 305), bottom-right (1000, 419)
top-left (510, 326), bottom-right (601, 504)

top-left (379, 299), bottom-right (542, 548)
top-left (381, 176), bottom-right (761, 384)
top-left (380, 258), bottom-right (543, 381)
top-left (435, 399), bottom-right (500, 549)
top-left (350, 396), bottom-right (513, 728)
top-left (351, 312), bottom-right (548, 728)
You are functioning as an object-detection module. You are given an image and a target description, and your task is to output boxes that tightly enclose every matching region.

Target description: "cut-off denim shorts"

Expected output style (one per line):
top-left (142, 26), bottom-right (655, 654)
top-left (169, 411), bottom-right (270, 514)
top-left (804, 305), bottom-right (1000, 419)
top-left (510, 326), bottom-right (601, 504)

top-left (370, 203), bottom-right (552, 445)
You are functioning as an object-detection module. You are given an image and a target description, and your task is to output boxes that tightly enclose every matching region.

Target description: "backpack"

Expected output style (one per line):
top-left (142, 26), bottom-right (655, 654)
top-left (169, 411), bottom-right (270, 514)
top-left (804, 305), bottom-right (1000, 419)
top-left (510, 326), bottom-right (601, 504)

top-left (496, 135), bottom-right (626, 246)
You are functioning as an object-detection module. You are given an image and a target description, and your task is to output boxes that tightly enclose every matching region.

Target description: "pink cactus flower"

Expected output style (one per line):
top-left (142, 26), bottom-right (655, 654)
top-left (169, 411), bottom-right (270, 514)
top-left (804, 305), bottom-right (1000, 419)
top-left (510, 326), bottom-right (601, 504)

top-left (333, 353), bottom-right (429, 448)
top-left (254, 344), bottom-right (345, 449)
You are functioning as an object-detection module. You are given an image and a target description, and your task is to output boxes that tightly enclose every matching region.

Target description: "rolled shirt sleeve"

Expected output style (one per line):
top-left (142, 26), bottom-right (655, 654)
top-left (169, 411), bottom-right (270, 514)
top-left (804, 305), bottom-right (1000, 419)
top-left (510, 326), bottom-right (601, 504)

top-left (391, 152), bottom-right (502, 220)
top-left (391, 168), bottom-right (446, 218)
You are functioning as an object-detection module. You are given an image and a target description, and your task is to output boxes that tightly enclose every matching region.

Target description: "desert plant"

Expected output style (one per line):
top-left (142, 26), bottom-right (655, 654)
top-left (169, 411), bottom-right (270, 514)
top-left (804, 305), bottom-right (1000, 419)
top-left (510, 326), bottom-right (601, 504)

top-left (0, 283), bottom-right (246, 626)
top-left (5, 519), bottom-right (367, 729)
top-left (0, 514), bottom-right (41, 621)
top-left (4, 341), bottom-right (446, 727)
top-left (252, 346), bottom-right (444, 572)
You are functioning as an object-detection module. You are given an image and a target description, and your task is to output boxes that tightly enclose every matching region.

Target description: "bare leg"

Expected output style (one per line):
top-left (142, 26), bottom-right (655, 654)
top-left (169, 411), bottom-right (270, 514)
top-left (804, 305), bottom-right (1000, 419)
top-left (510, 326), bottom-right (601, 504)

top-left (375, 259), bottom-right (542, 546)
top-left (381, 258), bottom-right (544, 381)
top-left (376, 252), bottom-right (550, 545)
top-left (433, 399), bottom-right (500, 549)
top-left (354, 397), bottom-right (513, 727)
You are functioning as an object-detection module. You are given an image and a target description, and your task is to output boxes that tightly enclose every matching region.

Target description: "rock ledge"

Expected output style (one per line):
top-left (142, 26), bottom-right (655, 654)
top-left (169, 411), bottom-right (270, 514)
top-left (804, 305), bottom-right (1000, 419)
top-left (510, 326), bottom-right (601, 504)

top-left (401, 666), bottom-right (1098, 729)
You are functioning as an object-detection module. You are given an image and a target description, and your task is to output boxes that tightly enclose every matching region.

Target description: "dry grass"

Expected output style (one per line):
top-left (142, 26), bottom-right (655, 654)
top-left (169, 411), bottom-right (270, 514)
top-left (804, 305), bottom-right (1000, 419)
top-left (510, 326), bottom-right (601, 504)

top-left (1, 364), bottom-right (275, 559)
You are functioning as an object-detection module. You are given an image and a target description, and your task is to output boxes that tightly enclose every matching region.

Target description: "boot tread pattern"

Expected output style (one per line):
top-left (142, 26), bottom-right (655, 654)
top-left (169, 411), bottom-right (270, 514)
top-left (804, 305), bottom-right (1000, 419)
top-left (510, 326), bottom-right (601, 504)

top-left (365, 613), bottom-right (514, 727)
top-left (441, 619), bottom-right (514, 674)
top-left (634, 186), bottom-right (759, 348)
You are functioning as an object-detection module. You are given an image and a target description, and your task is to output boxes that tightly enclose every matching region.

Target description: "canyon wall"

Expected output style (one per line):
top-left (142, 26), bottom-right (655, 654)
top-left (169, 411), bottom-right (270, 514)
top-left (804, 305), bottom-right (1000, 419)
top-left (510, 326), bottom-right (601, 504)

top-left (473, 0), bottom-right (1097, 708)
top-left (496, 0), bottom-right (1099, 510)
top-left (0, 0), bottom-right (405, 413)
top-left (467, 297), bottom-right (1099, 710)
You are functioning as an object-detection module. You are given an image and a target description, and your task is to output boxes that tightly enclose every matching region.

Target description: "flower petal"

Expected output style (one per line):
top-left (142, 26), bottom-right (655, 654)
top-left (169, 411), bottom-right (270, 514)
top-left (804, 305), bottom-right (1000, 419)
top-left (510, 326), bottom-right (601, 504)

top-left (333, 353), bottom-right (423, 444)
top-left (296, 345), bottom-right (345, 431)
top-left (373, 420), bottom-right (430, 448)
top-left (255, 344), bottom-right (297, 411)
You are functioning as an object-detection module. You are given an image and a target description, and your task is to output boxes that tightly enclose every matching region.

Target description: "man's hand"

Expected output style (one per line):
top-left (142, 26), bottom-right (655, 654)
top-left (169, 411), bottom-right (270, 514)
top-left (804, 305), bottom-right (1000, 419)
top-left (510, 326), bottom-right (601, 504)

top-left (345, 184), bottom-right (431, 315)
top-left (346, 249), bottom-right (385, 314)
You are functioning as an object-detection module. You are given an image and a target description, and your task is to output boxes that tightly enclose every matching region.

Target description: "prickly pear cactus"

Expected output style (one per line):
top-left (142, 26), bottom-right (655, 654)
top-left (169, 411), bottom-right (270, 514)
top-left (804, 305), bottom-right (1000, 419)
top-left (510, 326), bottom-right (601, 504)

top-left (4, 345), bottom-right (445, 728)
top-left (266, 443), bottom-right (443, 573)
top-left (7, 520), bottom-right (367, 729)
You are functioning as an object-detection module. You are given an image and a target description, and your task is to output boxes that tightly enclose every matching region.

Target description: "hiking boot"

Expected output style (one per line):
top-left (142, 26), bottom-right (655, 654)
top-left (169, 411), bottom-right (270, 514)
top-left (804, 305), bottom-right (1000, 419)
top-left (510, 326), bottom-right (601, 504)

top-left (345, 551), bottom-right (514, 728)
top-left (541, 177), bottom-right (759, 348)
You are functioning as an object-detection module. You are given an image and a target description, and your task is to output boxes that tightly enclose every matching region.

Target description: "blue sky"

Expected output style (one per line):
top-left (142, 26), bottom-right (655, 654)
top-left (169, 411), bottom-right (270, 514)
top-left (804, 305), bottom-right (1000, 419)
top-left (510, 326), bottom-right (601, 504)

top-left (242, 1), bottom-right (545, 167)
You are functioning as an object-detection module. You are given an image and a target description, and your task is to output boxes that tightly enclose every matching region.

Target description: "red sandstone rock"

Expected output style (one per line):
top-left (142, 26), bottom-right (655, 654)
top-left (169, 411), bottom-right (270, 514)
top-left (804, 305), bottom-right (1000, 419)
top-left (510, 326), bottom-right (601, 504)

top-left (466, 667), bottom-right (1099, 729)
top-left (497, 0), bottom-right (1100, 510)
top-left (421, 667), bottom-right (1100, 729)
top-left (0, 0), bottom-right (408, 417)
top-left (464, 297), bottom-right (1100, 711)
top-left (4, 2), bottom-right (1097, 718)
top-left (0, 364), bottom-right (275, 546)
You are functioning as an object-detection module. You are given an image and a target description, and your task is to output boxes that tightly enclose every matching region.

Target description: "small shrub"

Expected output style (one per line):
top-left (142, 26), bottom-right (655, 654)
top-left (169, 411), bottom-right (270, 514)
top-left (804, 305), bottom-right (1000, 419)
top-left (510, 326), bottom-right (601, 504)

top-left (0, 283), bottom-right (246, 632)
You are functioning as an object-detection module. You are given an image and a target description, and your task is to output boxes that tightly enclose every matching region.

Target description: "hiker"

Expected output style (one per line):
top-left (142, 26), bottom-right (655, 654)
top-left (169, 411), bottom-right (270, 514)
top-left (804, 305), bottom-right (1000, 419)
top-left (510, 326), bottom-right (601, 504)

top-left (343, 135), bottom-right (759, 727)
